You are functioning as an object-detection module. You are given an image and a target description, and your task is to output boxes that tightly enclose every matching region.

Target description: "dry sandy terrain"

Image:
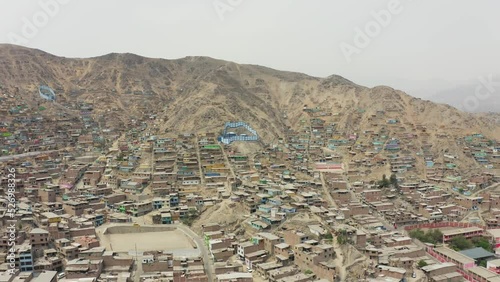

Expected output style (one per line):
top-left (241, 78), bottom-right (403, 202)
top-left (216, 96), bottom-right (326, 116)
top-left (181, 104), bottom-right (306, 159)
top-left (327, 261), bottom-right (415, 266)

top-left (99, 229), bottom-right (194, 252)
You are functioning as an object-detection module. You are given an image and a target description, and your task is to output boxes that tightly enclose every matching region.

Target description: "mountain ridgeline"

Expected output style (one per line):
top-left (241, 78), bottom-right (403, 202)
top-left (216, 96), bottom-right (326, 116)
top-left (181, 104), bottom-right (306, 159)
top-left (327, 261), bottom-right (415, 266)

top-left (0, 44), bottom-right (499, 144)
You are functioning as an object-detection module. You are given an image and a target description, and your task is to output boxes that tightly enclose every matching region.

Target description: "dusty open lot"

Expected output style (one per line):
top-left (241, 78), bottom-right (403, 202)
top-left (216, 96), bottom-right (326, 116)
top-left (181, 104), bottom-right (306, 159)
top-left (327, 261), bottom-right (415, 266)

top-left (98, 225), bottom-right (195, 252)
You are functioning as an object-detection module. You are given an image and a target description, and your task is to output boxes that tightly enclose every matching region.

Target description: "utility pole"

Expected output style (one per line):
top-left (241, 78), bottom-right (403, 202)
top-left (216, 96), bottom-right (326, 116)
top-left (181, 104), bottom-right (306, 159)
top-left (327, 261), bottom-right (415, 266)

top-left (135, 243), bottom-right (138, 261)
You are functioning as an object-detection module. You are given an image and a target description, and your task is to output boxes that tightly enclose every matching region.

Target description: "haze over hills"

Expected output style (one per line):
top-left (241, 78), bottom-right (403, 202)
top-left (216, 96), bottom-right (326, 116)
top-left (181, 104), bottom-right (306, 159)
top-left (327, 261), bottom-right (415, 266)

top-left (320, 76), bottom-right (500, 114)
top-left (426, 80), bottom-right (500, 113)
top-left (1, 44), bottom-right (499, 147)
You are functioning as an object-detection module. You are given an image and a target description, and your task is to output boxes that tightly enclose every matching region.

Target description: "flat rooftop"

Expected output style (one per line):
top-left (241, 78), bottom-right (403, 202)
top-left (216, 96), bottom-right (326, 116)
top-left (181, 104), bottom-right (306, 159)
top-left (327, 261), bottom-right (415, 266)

top-left (421, 262), bottom-right (455, 272)
top-left (31, 271), bottom-right (57, 282)
top-left (487, 228), bottom-right (500, 238)
top-left (216, 273), bottom-right (252, 279)
top-left (442, 227), bottom-right (483, 236)
top-left (467, 267), bottom-right (499, 280)
top-left (460, 247), bottom-right (495, 260)
top-left (432, 272), bottom-right (463, 282)
top-left (433, 247), bottom-right (475, 265)
top-left (256, 232), bottom-right (280, 240)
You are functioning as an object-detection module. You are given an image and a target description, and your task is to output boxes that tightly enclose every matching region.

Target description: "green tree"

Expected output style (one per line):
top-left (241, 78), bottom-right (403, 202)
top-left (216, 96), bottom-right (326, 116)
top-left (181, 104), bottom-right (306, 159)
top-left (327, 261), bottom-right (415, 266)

top-left (337, 235), bottom-right (346, 245)
top-left (472, 237), bottom-right (493, 252)
top-left (378, 174), bottom-right (390, 188)
top-left (181, 217), bottom-right (195, 226)
top-left (409, 229), bottom-right (425, 240)
top-left (116, 153), bottom-right (125, 161)
top-left (409, 229), bottom-right (443, 244)
top-left (428, 229), bottom-right (444, 244)
top-left (337, 229), bottom-right (349, 245)
top-left (181, 208), bottom-right (199, 227)
top-left (390, 173), bottom-right (398, 187)
top-left (417, 260), bottom-right (428, 268)
top-left (324, 232), bottom-right (333, 240)
top-left (449, 235), bottom-right (474, 251)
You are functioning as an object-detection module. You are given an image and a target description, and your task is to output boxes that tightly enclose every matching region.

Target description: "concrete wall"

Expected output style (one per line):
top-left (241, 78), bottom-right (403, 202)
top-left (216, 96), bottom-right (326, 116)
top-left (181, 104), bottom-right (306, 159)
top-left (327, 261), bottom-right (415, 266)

top-left (103, 255), bottom-right (133, 270)
top-left (104, 225), bottom-right (176, 234)
top-left (69, 227), bottom-right (96, 237)
top-left (143, 261), bottom-right (171, 272)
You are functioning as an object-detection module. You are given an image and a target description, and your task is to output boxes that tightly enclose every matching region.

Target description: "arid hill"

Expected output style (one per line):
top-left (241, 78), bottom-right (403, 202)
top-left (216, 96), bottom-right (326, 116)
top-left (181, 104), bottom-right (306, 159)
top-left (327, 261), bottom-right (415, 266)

top-left (1, 44), bottom-right (499, 144)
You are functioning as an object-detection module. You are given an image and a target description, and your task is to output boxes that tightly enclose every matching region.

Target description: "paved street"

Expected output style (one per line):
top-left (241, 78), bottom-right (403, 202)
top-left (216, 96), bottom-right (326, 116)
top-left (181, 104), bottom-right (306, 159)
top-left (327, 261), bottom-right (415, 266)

top-left (176, 224), bottom-right (214, 282)
top-left (0, 150), bottom-right (58, 162)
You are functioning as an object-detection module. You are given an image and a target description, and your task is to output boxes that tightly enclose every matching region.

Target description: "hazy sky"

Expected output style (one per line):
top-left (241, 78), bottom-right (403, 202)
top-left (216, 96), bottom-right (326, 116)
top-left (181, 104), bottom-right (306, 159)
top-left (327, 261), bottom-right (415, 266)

top-left (1, 0), bottom-right (499, 97)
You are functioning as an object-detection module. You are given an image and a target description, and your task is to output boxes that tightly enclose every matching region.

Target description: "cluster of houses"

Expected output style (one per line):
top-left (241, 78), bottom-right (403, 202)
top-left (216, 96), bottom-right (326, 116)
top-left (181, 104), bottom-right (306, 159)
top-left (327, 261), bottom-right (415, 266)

top-left (461, 134), bottom-right (500, 169)
top-left (1, 91), bottom-right (500, 282)
top-left (0, 98), bottom-right (127, 157)
top-left (0, 193), bottom-right (135, 281)
top-left (0, 158), bottom-right (215, 282)
top-left (113, 132), bottom-right (234, 195)
top-left (138, 251), bottom-right (211, 281)
top-left (202, 223), bottom-right (336, 281)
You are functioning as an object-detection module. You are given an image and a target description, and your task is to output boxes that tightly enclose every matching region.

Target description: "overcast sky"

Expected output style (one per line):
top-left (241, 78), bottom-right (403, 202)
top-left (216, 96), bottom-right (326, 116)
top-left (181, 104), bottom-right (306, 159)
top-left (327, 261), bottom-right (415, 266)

top-left (1, 0), bottom-right (499, 98)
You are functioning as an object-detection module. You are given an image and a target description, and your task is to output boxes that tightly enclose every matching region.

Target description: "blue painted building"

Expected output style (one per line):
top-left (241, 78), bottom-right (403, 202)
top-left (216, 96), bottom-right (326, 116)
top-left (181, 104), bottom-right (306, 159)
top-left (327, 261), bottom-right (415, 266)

top-left (19, 246), bottom-right (34, 272)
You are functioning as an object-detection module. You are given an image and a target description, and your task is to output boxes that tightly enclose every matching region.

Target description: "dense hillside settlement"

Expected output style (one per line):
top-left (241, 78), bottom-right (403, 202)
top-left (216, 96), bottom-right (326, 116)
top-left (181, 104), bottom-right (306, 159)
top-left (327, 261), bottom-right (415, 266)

top-left (1, 45), bottom-right (500, 282)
